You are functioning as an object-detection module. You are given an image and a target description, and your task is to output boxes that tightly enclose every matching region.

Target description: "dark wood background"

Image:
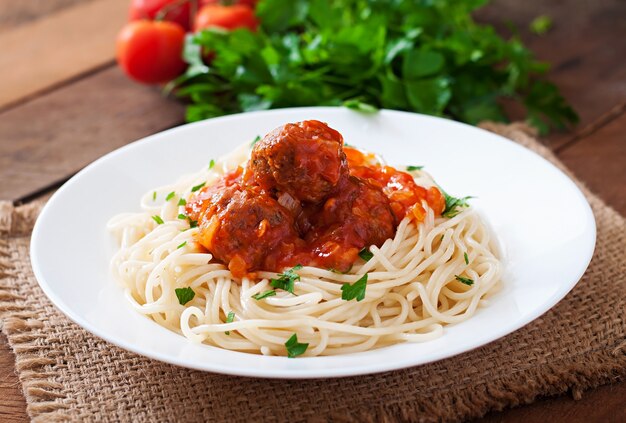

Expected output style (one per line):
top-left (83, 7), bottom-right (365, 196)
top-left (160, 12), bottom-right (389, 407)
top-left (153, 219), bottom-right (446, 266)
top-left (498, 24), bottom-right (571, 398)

top-left (1, 0), bottom-right (624, 421)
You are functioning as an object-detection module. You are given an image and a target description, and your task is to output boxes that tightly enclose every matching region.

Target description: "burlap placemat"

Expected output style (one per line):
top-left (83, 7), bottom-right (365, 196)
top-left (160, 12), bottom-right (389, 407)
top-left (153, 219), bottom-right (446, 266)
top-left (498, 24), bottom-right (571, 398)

top-left (1, 123), bottom-right (624, 422)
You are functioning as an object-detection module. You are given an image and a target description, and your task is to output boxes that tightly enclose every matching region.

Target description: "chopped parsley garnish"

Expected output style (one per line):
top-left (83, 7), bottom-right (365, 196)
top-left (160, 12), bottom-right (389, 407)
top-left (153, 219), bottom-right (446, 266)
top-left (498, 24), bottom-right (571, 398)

top-left (285, 333), bottom-right (308, 358)
top-left (441, 189), bottom-right (472, 218)
top-left (225, 311), bottom-right (235, 335)
top-left (455, 275), bottom-right (474, 286)
top-left (341, 274), bottom-right (368, 302)
top-left (530, 15), bottom-right (553, 35)
top-left (270, 264), bottom-right (302, 294)
top-left (178, 198), bottom-right (187, 206)
top-left (189, 220), bottom-right (198, 228)
top-left (329, 265), bottom-right (352, 274)
top-left (251, 135), bottom-right (261, 147)
top-left (252, 290), bottom-right (277, 300)
top-left (177, 213), bottom-right (187, 220)
top-left (406, 165), bottom-right (424, 171)
top-left (175, 287), bottom-right (195, 305)
top-left (151, 215), bottom-right (164, 225)
top-left (358, 247), bottom-right (373, 262)
top-left (165, 191), bottom-right (176, 201)
top-left (176, 241), bottom-right (187, 249)
top-left (152, 191), bottom-right (157, 201)
top-left (209, 159), bottom-right (215, 169)
top-left (464, 252), bottom-right (469, 265)
top-left (191, 182), bottom-right (206, 192)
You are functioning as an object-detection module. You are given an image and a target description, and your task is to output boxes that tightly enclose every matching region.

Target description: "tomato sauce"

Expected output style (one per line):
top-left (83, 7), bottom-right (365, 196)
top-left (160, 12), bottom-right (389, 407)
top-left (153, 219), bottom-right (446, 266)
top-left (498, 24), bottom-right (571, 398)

top-left (185, 121), bottom-right (444, 278)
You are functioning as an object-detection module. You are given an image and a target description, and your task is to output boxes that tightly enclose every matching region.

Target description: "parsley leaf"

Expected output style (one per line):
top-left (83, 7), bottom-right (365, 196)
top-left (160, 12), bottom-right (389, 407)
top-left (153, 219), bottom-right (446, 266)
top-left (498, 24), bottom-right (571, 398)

top-left (189, 220), bottom-right (198, 228)
top-left (176, 241), bottom-right (187, 249)
top-left (152, 191), bottom-right (157, 201)
top-left (358, 248), bottom-right (373, 262)
top-left (166, 191), bottom-right (176, 201)
top-left (285, 333), bottom-right (308, 358)
top-left (530, 15), bottom-right (553, 35)
top-left (329, 265), bottom-right (352, 274)
top-left (175, 287), bottom-right (195, 305)
top-left (151, 215), bottom-right (164, 225)
top-left (178, 198), bottom-right (187, 206)
top-left (406, 165), bottom-right (423, 171)
top-left (252, 290), bottom-right (277, 300)
top-left (441, 189), bottom-right (472, 218)
top-left (191, 182), bottom-right (206, 192)
top-left (209, 159), bottom-right (215, 169)
top-left (455, 275), bottom-right (474, 286)
top-left (225, 311), bottom-right (235, 335)
top-left (176, 0), bottom-right (577, 134)
top-left (251, 135), bottom-right (261, 147)
top-left (270, 264), bottom-right (302, 294)
top-left (464, 252), bottom-right (469, 265)
top-left (341, 274), bottom-right (368, 302)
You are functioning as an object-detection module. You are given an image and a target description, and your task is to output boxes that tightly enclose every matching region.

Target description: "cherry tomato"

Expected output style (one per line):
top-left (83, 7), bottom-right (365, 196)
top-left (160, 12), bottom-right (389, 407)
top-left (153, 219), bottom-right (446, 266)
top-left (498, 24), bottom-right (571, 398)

top-left (129, 0), bottom-right (192, 30)
top-left (116, 21), bottom-right (187, 85)
top-left (194, 4), bottom-right (259, 32)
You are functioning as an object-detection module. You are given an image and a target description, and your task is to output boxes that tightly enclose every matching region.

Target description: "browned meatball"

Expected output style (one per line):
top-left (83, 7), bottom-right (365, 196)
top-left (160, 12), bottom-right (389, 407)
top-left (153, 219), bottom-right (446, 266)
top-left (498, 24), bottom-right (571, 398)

top-left (195, 185), bottom-right (299, 278)
top-left (248, 120), bottom-right (348, 203)
top-left (304, 176), bottom-right (397, 271)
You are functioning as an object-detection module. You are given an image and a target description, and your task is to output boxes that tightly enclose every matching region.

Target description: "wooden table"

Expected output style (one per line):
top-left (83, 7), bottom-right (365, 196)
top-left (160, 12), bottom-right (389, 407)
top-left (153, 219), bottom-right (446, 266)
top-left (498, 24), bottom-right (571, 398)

top-left (1, 1), bottom-right (624, 421)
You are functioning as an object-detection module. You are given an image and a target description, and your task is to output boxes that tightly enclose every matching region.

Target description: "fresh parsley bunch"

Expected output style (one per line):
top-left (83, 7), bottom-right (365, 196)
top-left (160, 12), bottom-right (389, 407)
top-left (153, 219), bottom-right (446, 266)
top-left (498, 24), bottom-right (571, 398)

top-left (175, 0), bottom-right (577, 133)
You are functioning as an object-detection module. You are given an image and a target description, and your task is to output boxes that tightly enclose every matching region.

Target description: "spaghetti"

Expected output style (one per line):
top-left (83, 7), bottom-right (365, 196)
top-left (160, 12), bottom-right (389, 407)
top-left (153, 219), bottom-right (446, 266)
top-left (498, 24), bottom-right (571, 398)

top-left (108, 125), bottom-right (502, 357)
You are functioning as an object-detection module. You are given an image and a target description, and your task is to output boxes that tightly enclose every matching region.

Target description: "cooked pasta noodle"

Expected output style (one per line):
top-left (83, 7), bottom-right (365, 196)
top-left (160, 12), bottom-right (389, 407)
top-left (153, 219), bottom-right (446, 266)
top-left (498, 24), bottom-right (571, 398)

top-left (108, 143), bottom-right (502, 356)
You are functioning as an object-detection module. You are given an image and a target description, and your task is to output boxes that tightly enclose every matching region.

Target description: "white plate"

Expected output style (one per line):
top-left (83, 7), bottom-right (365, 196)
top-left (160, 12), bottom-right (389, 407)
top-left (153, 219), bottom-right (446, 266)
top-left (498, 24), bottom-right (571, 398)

top-left (31, 107), bottom-right (595, 378)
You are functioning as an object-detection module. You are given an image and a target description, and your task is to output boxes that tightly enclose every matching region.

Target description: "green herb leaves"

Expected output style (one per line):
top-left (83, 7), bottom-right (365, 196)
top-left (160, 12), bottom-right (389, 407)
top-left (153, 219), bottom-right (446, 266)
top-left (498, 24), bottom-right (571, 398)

top-left (464, 252), bottom-right (469, 265)
top-left (358, 248), bottom-right (373, 262)
top-left (455, 275), bottom-right (474, 286)
top-left (191, 182), bottom-right (206, 192)
top-left (225, 311), bottom-right (235, 335)
top-left (166, 191), bottom-right (176, 201)
top-left (285, 333), bottom-right (308, 358)
top-left (270, 264), bottom-right (302, 294)
top-left (252, 290), bottom-right (277, 300)
top-left (441, 190), bottom-right (472, 218)
top-left (178, 198), bottom-right (187, 206)
top-left (208, 159), bottom-right (215, 169)
top-left (176, 241), bottom-right (187, 249)
top-left (151, 215), bottom-right (164, 225)
top-left (530, 15), bottom-right (553, 35)
top-left (406, 165), bottom-right (423, 171)
top-left (176, 0), bottom-right (576, 133)
top-left (175, 287), bottom-right (195, 305)
top-left (341, 274), bottom-right (368, 302)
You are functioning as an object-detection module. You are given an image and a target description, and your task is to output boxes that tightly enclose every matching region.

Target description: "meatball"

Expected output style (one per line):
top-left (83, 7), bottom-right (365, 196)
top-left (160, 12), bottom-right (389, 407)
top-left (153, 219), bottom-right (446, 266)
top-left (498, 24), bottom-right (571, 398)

top-left (195, 185), bottom-right (299, 278)
top-left (248, 120), bottom-right (348, 203)
top-left (305, 176), bottom-right (396, 271)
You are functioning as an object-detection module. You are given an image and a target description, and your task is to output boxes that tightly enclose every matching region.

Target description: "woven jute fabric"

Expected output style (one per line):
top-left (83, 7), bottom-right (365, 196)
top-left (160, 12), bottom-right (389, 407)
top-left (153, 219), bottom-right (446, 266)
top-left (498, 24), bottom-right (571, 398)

top-left (0, 123), bottom-right (624, 422)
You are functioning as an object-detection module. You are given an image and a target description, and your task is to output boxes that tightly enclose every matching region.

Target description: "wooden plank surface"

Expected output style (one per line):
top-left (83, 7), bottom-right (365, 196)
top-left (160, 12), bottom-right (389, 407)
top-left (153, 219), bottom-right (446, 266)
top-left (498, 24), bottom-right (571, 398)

top-left (0, 66), bottom-right (185, 203)
top-left (0, 0), bottom-right (95, 31)
top-left (558, 108), bottom-right (626, 215)
top-left (476, 0), bottom-right (626, 149)
top-left (0, 0), bottom-right (128, 109)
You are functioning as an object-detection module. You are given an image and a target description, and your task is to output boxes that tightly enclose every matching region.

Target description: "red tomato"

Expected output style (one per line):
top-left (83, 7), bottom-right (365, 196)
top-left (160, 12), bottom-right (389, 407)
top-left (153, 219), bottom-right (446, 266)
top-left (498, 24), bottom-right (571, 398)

top-left (116, 21), bottom-right (187, 85)
top-left (129, 0), bottom-right (192, 30)
top-left (194, 4), bottom-right (259, 32)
